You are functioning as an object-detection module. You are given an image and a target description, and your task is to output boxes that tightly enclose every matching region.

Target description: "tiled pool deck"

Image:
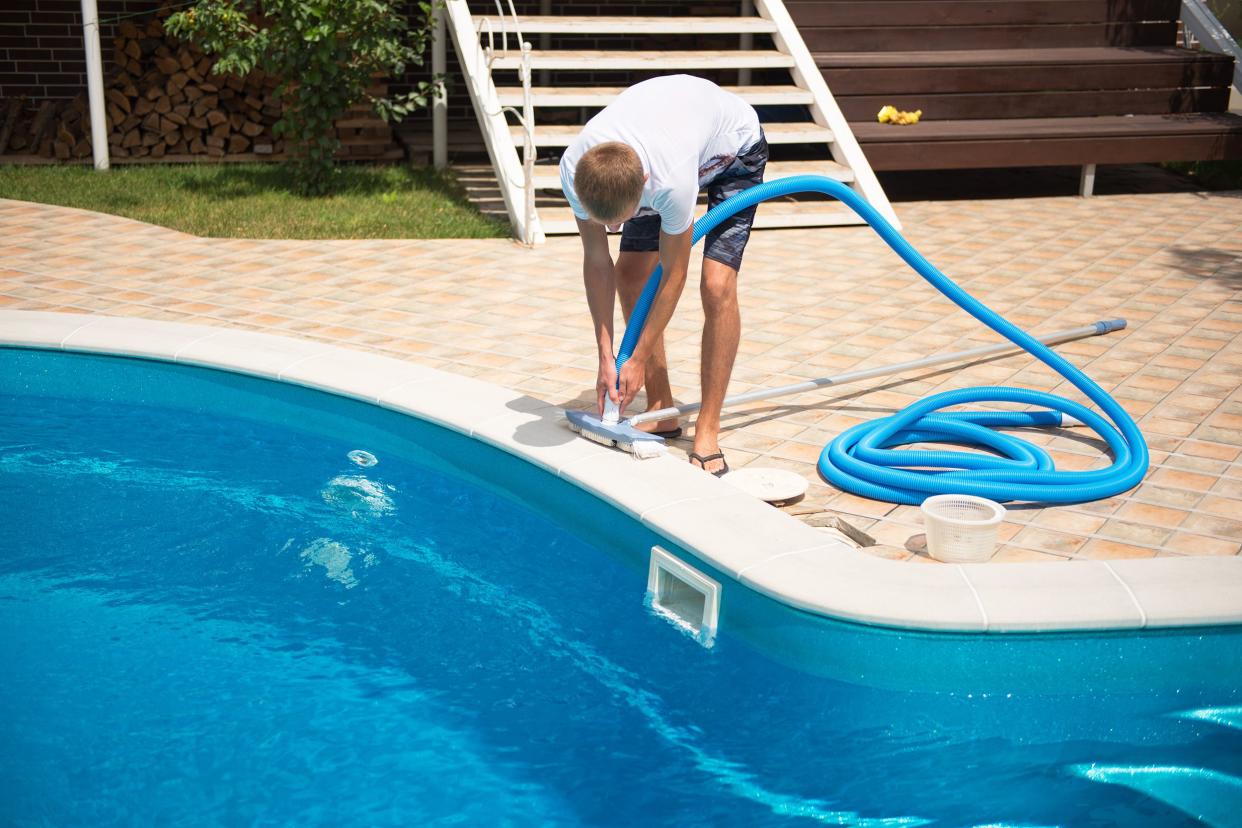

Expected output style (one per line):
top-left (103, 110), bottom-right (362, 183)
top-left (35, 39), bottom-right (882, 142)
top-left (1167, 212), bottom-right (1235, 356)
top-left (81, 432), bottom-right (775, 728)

top-left (1, 190), bottom-right (1240, 564)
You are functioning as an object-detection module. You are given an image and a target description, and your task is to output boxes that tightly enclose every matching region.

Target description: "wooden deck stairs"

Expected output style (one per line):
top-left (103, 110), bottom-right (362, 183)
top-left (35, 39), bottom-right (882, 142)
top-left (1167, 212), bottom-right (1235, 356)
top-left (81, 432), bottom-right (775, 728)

top-left (788, 0), bottom-right (1242, 182)
top-left (443, 1), bottom-right (898, 244)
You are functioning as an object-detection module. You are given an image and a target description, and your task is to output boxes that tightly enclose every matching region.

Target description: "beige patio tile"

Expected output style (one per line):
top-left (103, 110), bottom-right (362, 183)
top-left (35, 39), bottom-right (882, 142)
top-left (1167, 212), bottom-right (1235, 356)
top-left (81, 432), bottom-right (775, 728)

top-left (1166, 533), bottom-right (1241, 556)
top-left (1032, 510), bottom-right (1107, 536)
top-left (1078, 540), bottom-right (1159, 560)
top-left (1012, 526), bottom-right (1089, 556)
top-left (990, 545), bottom-right (1071, 563)
top-left (1115, 501), bottom-right (1191, 529)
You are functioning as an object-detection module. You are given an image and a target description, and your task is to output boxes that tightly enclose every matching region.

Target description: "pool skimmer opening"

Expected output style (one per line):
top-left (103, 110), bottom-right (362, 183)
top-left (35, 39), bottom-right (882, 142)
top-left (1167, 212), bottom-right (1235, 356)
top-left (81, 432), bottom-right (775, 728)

top-left (647, 546), bottom-right (721, 648)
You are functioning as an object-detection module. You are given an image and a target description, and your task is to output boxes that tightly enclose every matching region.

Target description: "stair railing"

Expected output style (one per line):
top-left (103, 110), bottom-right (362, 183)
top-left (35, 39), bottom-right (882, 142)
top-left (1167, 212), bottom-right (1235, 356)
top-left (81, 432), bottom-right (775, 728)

top-left (444, 0), bottom-right (543, 245)
top-left (753, 0), bottom-right (900, 230)
top-left (1181, 0), bottom-right (1242, 94)
top-left (479, 1), bottom-right (537, 245)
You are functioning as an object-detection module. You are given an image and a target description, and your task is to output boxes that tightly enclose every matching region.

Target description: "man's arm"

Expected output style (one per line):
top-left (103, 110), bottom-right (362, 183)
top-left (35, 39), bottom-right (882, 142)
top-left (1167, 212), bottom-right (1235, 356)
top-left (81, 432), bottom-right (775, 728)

top-left (615, 223), bottom-right (693, 413)
top-left (577, 218), bottom-right (620, 415)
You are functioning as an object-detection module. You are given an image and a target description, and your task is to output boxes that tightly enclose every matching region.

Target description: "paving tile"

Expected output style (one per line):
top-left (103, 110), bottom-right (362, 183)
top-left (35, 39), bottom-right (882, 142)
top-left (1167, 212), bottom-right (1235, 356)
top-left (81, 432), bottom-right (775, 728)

top-left (1114, 501), bottom-right (1190, 530)
top-left (1148, 468), bottom-right (1219, 491)
top-left (1078, 539), bottom-right (1159, 560)
top-left (1181, 512), bottom-right (1242, 539)
top-left (1166, 533), bottom-right (1241, 556)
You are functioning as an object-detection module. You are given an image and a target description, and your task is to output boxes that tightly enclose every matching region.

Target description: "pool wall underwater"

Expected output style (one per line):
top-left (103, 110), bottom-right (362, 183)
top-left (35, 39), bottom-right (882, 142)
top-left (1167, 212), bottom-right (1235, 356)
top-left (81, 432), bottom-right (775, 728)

top-left (3, 310), bottom-right (1241, 694)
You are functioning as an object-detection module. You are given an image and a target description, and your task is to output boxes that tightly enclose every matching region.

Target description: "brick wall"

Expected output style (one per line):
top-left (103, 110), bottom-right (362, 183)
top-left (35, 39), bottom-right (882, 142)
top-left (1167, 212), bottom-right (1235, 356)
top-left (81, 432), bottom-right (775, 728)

top-left (3, 1), bottom-right (751, 156)
top-left (3, 1), bottom-right (740, 101)
top-left (1, 0), bottom-right (159, 100)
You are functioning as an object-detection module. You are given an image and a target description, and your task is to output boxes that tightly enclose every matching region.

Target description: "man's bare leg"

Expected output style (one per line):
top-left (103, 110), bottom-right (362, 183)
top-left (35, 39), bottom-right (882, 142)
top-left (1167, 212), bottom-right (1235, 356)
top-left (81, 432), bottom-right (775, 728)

top-left (692, 257), bottom-right (741, 474)
top-left (615, 250), bottom-right (679, 433)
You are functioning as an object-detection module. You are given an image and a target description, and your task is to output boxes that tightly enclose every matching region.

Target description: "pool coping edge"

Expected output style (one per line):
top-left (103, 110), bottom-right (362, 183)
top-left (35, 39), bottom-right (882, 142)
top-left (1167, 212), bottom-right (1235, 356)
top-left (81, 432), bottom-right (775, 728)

top-left (4, 310), bottom-right (1239, 634)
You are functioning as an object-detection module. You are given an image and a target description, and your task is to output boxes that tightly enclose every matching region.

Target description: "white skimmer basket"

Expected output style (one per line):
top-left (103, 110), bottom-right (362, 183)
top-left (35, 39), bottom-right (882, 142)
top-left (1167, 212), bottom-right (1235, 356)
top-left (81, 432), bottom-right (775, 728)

top-left (920, 494), bottom-right (1006, 563)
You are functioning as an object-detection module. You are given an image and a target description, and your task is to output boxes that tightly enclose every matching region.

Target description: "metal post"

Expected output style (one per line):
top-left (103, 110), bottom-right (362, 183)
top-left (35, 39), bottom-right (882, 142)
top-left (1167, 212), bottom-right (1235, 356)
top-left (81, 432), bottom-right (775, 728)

top-left (1079, 164), bottom-right (1096, 198)
top-left (80, 0), bottom-right (109, 170)
top-left (521, 41), bottom-right (535, 246)
top-left (738, 0), bottom-right (754, 86)
top-left (432, 2), bottom-right (447, 169)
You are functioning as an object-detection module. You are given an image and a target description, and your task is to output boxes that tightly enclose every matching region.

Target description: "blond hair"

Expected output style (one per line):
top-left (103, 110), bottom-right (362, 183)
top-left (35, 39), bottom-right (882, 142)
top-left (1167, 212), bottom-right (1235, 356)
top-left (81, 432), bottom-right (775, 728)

top-left (574, 142), bottom-right (644, 223)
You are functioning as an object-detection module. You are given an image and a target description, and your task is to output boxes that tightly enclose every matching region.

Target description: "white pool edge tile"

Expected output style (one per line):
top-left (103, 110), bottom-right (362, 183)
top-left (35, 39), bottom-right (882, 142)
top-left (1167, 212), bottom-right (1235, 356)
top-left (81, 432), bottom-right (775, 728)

top-left (5, 310), bottom-right (1240, 634)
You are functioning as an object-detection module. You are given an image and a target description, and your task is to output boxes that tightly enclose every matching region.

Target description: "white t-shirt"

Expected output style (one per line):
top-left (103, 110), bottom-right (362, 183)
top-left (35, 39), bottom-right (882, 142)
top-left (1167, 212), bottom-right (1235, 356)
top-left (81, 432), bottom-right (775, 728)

top-left (559, 75), bottom-right (762, 235)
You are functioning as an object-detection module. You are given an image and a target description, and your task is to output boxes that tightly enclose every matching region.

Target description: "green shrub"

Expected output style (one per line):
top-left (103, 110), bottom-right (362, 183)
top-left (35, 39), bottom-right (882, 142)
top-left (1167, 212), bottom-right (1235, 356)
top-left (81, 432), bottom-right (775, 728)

top-left (167, 0), bottom-right (440, 195)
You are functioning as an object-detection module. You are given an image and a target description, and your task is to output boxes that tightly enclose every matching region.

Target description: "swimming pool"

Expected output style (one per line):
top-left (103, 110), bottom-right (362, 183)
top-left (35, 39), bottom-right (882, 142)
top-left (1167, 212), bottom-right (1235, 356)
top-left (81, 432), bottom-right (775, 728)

top-left (2, 339), bottom-right (1240, 826)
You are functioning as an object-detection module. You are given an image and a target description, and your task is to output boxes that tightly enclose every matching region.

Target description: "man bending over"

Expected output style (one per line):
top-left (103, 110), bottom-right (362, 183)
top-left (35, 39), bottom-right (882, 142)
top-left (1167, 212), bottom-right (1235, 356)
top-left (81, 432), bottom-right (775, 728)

top-left (560, 74), bottom-right (767, 476)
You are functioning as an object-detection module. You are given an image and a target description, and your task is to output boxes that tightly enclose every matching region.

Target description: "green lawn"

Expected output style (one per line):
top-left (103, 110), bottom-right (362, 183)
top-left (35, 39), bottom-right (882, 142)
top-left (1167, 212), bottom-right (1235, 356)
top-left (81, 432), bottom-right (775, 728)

top-left (0, 162), bottom-right (509, 239)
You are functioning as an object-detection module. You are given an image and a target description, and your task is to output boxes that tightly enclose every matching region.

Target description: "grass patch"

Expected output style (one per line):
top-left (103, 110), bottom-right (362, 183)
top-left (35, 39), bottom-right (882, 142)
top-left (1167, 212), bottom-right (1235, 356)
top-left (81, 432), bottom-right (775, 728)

top-left (0, 162), bottom-right (509, 239)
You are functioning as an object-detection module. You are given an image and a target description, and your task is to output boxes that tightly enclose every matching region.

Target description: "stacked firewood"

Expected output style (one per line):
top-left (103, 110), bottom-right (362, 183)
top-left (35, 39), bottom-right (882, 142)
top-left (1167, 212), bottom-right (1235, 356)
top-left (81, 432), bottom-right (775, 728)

top-left (0, 96), bottom-right (92, 159)
top-left (1, 9), bottom-right (403, 163)
top-left (0, 14), bottom-right (283, 161)
top-left (104, 16), bottom-right (283, 159)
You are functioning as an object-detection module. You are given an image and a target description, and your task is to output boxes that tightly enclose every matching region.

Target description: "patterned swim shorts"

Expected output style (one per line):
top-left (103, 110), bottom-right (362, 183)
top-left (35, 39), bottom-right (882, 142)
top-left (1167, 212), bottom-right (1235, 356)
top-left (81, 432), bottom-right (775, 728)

top-left (618, 132), bottom-right (769, 271)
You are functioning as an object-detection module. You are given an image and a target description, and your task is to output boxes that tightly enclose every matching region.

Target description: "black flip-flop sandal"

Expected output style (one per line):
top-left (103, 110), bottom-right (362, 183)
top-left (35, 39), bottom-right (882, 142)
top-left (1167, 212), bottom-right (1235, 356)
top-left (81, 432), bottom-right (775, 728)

top-left (688, 451), bottom-right (729, 477)
top-left (651, 426), bottom-right (683, 440)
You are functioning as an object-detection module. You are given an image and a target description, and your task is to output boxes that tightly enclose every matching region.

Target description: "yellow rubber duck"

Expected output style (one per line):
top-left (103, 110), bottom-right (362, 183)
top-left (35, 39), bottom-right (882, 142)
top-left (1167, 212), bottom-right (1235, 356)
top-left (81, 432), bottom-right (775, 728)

top-left (877, 105), bottom-right (922, 125)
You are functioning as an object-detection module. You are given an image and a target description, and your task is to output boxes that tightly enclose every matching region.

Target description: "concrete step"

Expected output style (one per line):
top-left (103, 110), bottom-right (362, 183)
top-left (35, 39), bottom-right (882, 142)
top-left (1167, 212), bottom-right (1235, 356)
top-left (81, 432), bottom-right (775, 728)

top-left (495, 84), bottom-right (815, 108)
top-left (475, 15), bottom-right (778, 35)
top-left (527, 159), bottom-right (855, 191)
top-left (488, 50), bottom-right (795, 71)
top-left (513, 121), bottom-right (834, 148)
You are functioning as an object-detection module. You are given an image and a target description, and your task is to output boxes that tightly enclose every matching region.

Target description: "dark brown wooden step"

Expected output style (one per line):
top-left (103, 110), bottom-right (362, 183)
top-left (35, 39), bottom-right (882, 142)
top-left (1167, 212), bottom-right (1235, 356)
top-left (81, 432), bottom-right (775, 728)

top-left (785, 0), bottom-right (1180, 27)
top-left (816, 48), bottom-right (1237, 95)
top-left (799, 21), bottom-right (1178, 52)
top-left (853, 114), bottom-right (1242, 169)
top-left (839, 87), bottom-right (1231, 121)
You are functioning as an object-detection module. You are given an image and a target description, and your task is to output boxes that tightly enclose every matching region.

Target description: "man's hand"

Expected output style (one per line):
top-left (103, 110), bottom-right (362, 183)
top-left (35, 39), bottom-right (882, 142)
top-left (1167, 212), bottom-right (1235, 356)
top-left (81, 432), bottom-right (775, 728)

top-left (616, 358), bottom-right (645, 417)
top-left (596, 357), bottom-right (618, 418)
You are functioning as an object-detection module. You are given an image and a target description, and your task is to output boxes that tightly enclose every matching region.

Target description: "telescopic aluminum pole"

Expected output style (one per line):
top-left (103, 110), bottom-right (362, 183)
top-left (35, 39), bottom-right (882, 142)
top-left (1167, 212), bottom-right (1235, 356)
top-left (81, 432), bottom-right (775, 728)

top-left (628, 319), bottom-right (1126, 427)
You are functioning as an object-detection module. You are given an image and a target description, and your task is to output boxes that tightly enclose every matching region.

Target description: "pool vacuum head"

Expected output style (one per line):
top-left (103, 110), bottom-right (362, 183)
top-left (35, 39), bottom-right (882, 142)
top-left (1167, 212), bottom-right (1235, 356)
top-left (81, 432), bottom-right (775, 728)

top-left (565, 409), bottom-right (666, 456)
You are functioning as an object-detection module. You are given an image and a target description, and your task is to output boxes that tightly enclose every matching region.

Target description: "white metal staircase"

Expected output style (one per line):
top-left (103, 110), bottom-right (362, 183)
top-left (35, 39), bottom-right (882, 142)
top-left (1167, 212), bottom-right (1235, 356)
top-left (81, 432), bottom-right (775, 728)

top-left (443, 1), bottom-right (900, 245)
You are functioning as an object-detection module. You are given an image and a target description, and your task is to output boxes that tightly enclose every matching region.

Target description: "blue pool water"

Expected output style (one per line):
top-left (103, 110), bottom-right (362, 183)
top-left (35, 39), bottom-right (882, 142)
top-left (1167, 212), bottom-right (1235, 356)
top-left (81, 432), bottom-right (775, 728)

top-left (2, 348), bottom-right (1240, 828)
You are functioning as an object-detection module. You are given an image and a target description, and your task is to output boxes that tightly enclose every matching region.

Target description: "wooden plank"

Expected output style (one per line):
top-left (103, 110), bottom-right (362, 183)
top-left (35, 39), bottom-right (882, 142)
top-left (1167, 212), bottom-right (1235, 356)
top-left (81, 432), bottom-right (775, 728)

top-left (475, 16), bottom-right (778, 34)
top-left (838, 87), bottom-right (1231, 121)
top-left (495, 85), bottom-right (814, 108)
top-left (853, 113), bottom-right (1242, 142)
top-left (517, 121), bottom-right (833, 147)
top-left (815, 46), bottom-right (1232, 69)
top-left (488, 50), bottom-right (795, 71)
top-left (797, 22), bottom-right (1178, 52)
top-left (784, 1), bottom-right (1180, 27)
top-left (820, 53), bottom-right (1235, 96)
top-left (861, 133), bottom-right (1242, 170)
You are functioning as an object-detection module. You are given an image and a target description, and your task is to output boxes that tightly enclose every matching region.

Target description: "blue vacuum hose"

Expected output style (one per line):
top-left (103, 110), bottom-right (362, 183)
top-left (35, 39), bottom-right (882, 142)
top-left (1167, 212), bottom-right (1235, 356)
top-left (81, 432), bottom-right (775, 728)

top-left (614, 174), bottom-right (1148, 505)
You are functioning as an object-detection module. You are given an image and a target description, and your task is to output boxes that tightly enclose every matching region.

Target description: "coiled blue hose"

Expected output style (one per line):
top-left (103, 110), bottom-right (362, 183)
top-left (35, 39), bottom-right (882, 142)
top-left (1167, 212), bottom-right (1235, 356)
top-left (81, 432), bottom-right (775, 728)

top-left (614, 174), bottom-right (1148, 505)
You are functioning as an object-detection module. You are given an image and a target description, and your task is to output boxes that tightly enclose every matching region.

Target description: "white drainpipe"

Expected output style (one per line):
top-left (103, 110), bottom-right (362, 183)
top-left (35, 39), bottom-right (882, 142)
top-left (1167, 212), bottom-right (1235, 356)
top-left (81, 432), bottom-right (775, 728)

top-left (79, 0), bottom-right (109, 170)
top-left (432, 2), bottom-right (447, 169)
